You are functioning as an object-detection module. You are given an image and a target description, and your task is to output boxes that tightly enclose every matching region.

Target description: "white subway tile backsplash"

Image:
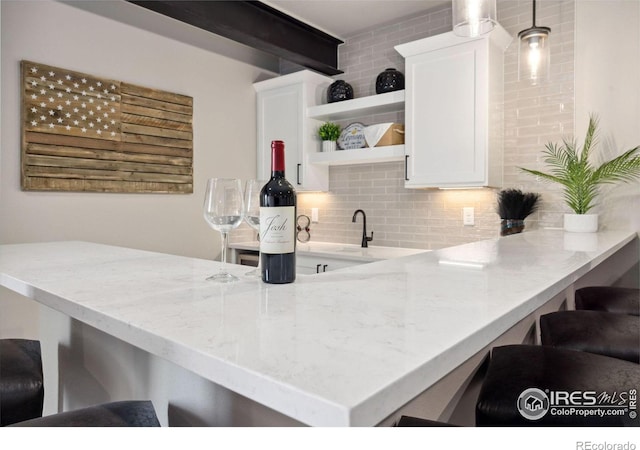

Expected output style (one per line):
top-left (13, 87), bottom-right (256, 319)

top-left (288, 1), bottom-right (576, 250)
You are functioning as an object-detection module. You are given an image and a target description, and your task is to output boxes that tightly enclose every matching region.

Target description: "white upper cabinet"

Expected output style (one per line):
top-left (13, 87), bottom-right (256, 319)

top-left (254, 70), bottom-right (332, 191)
top-left (396, 25), bottom-right (512, 188)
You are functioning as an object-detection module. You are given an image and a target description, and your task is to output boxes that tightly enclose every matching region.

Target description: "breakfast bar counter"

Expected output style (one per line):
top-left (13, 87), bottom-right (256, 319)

top-left (0, 229), bottom-right (636, 426)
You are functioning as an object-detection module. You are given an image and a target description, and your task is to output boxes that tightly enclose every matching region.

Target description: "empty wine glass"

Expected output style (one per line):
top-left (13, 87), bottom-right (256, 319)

top-left (244, 179), bottom-right (266, 276)
top-left (203, 178), bottom-right (244, 282)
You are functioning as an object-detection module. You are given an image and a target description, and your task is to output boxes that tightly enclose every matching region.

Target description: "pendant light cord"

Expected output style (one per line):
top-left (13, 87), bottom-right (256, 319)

top-left (532, 0), bottom-right (537, 27)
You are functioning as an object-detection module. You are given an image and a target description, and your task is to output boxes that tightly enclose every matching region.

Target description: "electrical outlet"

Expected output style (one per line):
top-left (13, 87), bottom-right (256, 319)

top-left (311, 208), bottom-right (319, 223)
top-left (463, 207), bottom-right (474, 226)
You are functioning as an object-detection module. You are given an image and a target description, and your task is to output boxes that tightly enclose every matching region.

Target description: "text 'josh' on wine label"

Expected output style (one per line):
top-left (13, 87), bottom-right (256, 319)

top-left (260, 206), bottom-right (296, 254)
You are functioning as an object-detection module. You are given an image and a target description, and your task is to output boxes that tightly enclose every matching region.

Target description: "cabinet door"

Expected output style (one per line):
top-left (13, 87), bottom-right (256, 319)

top-left (296, 258), bottom-right (323, 275)
top-left (256, 83), bottom-right (329, 192)
top-left (257, 85), bottom-right (302, 184)
top-left (405, 40), bottom-right (487, 188)
top-left (296, 254), bottom-right (365, 274)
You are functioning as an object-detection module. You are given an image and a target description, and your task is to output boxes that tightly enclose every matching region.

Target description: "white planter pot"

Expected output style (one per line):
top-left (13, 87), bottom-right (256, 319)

top-left (322, 140), bottom-right (336, 152)
top-left (564, 213), bottom-right (598, 233)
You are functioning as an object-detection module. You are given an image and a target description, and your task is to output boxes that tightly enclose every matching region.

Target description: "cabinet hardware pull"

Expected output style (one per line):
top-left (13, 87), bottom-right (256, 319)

top-left (297, 164), bottom-right (302, 185)
top-left (323, 264), bottom-right (328, 272)
top-left (316, 263), bottom-right (322, 274)
top-left (405, 155), bottom-right (409, 181)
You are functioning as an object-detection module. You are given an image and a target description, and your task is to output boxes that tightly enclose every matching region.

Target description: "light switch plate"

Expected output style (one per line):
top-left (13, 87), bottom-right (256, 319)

top-left (311, 208), bottom-right (319, 223)
top-left (463, 207), bottom-right (474, 226)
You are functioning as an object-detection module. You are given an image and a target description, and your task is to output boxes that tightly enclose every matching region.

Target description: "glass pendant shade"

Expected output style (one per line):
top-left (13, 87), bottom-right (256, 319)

top-left (452, 0), bottom-right (497, 37)
top-left (518, 1), bottom-right (551, 84)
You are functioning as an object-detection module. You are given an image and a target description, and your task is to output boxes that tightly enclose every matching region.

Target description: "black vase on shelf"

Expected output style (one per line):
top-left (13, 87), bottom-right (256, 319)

top-left (375, 68), bottom-right (404, 94)
top-left (327, 80), bottom-right (354, 103)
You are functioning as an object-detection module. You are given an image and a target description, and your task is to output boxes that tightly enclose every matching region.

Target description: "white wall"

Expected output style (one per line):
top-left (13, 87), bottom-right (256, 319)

top-left (575, 0), bottom-right (640, 233)
top-left (0, 0), bottom-right (271, 361)
top-left (1, 0), bottom-right (268, 259)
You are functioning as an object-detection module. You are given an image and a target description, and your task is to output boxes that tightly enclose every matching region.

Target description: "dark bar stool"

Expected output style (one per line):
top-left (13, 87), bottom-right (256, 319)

top-left (395, 415), bottom-right (456, 426)
top-left (0, 339), bottom-right (44, 426)
top-left (476, 345), bottom-right (640, 426)
top-left (540, 310), bottom-right (639, 363)
top-left (575, 286), bottom-right (639, 316)
top-left (9, 400), bottom-right (160, 427)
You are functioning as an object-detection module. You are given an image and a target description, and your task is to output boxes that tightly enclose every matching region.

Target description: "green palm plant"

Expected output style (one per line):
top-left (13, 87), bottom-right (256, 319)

top-left (520, 115), bottom-right (640, 214)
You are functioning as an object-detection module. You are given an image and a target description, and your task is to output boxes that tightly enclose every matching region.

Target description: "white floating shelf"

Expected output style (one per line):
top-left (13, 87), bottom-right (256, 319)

top-left (308, 145), bottom-right (405, 166)
top-left (307, 90), bottom-right (405, 121)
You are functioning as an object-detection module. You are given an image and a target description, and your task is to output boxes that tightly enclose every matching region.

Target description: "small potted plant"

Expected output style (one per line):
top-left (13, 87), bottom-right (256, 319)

top-left (520, 115), bottom-right (640, 232)
top-left (318, 122), bottom-right (341, 152)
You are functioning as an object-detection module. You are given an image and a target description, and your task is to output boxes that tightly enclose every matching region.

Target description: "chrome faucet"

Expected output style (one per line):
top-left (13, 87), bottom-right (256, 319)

top-left (352, 209), bottom-right (373, 248)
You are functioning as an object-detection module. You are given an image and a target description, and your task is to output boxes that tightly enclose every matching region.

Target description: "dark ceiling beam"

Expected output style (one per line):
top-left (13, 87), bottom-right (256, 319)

top-left (128, 1), bottom-right (343, 75)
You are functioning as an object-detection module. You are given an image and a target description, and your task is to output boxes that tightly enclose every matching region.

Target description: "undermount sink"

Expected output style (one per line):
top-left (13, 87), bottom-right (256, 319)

top-left (336, 247), bottom-right (363, 253)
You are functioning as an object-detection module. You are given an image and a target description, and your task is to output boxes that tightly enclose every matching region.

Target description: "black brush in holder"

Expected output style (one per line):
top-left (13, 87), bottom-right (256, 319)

top-left (497, 189), bottom-right (540, 236)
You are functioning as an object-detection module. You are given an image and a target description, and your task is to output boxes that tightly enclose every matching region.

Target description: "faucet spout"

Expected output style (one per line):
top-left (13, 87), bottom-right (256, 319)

top-left (352, 209), bottom-right (374, 248)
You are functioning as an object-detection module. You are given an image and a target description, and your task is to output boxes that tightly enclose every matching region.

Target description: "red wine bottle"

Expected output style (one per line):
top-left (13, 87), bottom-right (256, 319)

top-left (260, 140), bottom-right (296, 284)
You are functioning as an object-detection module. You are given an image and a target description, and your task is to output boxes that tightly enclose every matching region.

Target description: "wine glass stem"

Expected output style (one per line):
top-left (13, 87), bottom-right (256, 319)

top-left (220, 231), bottom-right (229, 273)
top-left (256, 231), bottom-right (261, 272)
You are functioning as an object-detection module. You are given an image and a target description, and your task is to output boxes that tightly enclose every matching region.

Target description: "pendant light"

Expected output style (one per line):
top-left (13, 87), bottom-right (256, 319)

top-left (518, 0), bottom-right (551, 84)
top-left (452, 0), bottom-right (497, 37)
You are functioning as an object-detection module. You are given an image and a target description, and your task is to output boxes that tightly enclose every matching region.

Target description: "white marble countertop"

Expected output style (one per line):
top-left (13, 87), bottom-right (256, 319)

top-left (229, 240), bottom-right (428, 262)
top-left (0, 229), bottom-right (636, 426)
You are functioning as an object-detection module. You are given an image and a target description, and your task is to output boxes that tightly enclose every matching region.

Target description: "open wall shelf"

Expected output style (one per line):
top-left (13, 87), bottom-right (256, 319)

top-left (308, 145), bottom-right (405, 166)
top-left (307, 90), bottom-right (405, 121)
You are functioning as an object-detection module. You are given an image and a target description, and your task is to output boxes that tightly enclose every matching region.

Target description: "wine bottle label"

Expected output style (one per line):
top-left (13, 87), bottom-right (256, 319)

top-left (259, 206), bottom-right (295, 254)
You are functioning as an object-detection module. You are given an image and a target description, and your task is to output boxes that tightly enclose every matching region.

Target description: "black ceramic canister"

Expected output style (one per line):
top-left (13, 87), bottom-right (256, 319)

top-left (375, 68), bottom-right (404, 94)
top-left (327, 80), bottom-right (354, 103)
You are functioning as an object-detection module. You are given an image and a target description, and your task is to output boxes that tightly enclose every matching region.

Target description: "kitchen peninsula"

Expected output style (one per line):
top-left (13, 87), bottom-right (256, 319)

top-left (0, 229), bottom-right (636, 426)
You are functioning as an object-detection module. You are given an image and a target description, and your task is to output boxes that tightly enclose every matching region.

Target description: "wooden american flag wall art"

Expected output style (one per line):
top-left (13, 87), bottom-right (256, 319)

top-left (21, 60), bottom-right (193, 193)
